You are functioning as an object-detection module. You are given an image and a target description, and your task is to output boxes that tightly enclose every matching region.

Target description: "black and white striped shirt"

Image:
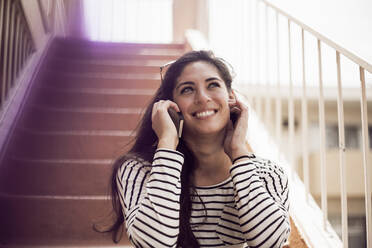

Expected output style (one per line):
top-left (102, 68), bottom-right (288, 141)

top-left (117, 149), bottom-right (290, 247)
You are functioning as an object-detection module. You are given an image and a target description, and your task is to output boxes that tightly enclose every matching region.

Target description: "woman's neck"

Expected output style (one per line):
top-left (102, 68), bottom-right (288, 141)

top-left (183, 130), bottom-right (232, 186)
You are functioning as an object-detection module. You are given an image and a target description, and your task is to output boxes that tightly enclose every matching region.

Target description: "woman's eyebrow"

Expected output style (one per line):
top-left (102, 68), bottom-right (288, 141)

top-left (175, 81), bottom-right (194, 90)
top-left (205, 77), bottom-right (222, 82)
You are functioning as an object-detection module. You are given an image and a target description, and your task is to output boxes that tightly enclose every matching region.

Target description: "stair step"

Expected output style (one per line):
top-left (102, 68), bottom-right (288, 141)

top-left (8, 129), bottom-right (133, 159)
top-left (50, 47), bottom-right (182, 61)
top-left (50, 43), bottom-right (184, 57)
top-left (0, 39), bottom-right (181, 247)
top-left (40, 70), bottom-right (161, 89)
top-left (52, 37), bottom-right (184, 50)
top-left (0, 194), bottom-right (131, 246)
top-left (21, 105), bottom-right (143, 131)
top-left (32, 87), bottom-right (154, 108)
top-left (0, 157), bottom-right (113, 195)
top-left (46, 58), bottom-right (161, 74)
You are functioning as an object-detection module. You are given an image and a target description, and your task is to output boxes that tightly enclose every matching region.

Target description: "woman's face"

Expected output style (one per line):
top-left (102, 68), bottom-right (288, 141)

top-left (172, 61), bottom-right (232, 137)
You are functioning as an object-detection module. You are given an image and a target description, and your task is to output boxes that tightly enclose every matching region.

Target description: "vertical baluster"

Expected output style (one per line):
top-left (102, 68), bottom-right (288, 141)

top-left (0, 0), bottom-right (4, 79)
top-left (14, 14), bottom-right (21, 78)
top-left (25, 39), bottom-right (30, 63)
top-left (317, 39), bottom-right (328, 230)
top-left (27, 39), bottom-right (31, 57)
top-left (264, 5), bottom-right (272, 132)
top-left (287, 20), bottom-right (295, 176)
top-left (255, 0), bottom-right (262, 119)
top-left (301, 28), bottom-right (310, 202)
top-left (13, 13), bottom-right (20, 82)
top-left (7, 1), bottom-right (16, 89)
top-left (359, 67), bottom-right (372, 248)
top-left (1, 0), bottom-right (11, 104)
top-left (275, 12), bottom-right (282, 153)
top-left (336, 51), bottom-right (349, 248)
top-left (17, 20), bottom-right (23, 76)
top-left (21, 31), bottom-right (26, 68)
top-left (24, 35), bottom-right (28, 64)
top-left (248, 0), bottom-right (253, 86)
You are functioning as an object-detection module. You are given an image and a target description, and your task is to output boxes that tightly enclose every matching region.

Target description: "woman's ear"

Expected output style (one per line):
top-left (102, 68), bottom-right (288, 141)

top-left (228, 90), bottom-right (236, 103)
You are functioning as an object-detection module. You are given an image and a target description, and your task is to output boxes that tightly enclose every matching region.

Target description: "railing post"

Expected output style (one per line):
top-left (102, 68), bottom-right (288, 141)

top-left (14, 14), bottom-right (21, 79)
top-left (301, 28), bottom-right (310, 203)
top-left (264, 4), bottom-right (272, 130)
top-left (359, 67), bottom-right (372, 248)
top-left (275, 11), bottom-right (282, 154)
top-left (255, 0), bottom-right (262, 120)
top-left (1, 0), bottom-right (11, 104)
top-left (0, 0), bottom-right (4, 75)
top-left (287, 19), bottom-right (295, 176)
top-left (317, 39), bottom-right (328, 231)
top-left (7, 0), bottom-right (16, 90)
top-left (336, 51), bottom-right (348, 248)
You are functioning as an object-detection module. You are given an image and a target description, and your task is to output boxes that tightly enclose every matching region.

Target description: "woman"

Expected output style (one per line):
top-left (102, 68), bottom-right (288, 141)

top-left (109, 50), bottom-right (290, 247)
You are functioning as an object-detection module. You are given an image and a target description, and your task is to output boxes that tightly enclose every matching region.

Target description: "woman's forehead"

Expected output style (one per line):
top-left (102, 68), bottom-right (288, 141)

top-left (177, 61), bottom-right (221, 82)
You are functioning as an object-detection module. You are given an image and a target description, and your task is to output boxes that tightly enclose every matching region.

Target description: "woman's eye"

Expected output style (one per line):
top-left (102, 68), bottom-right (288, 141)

top-left (180, 87), bottom-right (193, 94)
top-left (208, 82), bottom-right (220, 88)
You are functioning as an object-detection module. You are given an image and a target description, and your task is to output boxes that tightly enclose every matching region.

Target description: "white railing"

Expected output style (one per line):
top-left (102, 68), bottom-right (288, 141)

top-left (208, 0), bottom-right (371, 247)
top-left (0, 0), bottom-right (69, 165)
top-left (259, 1), bottom-right (371, 247)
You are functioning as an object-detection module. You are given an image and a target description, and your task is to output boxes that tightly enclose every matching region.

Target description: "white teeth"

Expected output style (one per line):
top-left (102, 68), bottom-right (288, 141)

top-left (195, 110), bottom-right (215, 118)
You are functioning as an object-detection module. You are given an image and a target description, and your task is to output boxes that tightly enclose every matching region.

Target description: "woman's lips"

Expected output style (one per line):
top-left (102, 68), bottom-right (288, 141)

top-left (193, 109), bottom-right (218, 119)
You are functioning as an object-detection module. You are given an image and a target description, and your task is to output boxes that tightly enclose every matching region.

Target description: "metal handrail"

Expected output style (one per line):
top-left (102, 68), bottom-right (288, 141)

top-left (262, 0), bottom-right (372, 74)
top-left (0, 0), bottom-right (35, 107)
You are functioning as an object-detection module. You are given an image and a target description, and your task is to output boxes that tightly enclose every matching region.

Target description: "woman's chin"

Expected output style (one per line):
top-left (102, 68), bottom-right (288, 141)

top-left (184, 125), bottom-right (226, 138)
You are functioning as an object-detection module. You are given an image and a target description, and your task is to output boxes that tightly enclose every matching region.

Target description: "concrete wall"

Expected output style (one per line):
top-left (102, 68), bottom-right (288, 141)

top-left (278, 99), bottom-right (372, 200)
top-left (173, 0), bottom-right (209, 43)
top-left (21, 0), bottom-right (49, 50)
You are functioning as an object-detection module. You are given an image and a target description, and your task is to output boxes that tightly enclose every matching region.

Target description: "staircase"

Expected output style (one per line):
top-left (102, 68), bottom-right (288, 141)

top-left (0, 38), bottom-right (184, 247)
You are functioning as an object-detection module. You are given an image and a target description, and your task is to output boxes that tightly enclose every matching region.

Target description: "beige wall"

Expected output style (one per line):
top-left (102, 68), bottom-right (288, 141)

top-left (21, 0), bottom-right (49, 50)
top-left (305, 150), bottom-right (372, 197)
top-left (173, 0), bottom-right (209, 43)
top-left (259, 97), bottom-right (372, 201)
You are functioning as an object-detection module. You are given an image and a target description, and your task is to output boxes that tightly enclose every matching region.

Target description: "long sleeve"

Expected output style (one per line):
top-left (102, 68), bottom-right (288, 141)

top-left (230, 154), bottom-right (290, 248)
top-left (116, 149), bottom-right (184, 247)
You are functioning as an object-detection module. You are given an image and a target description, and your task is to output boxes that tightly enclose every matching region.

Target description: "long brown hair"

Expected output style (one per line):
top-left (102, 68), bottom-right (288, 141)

top-left (104, 50), bottom-right (233, 246)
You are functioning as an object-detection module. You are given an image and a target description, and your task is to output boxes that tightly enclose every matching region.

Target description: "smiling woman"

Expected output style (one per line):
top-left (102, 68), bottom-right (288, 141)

top-left (82, 0), bottom-right (173, 43)
top-left (104, 50), bottom-right (291, 247)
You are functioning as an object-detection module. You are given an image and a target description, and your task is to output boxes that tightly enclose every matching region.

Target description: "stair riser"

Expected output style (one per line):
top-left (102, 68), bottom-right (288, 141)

top-left (52, 39), bottom-right (184, 50)
top-left (21, 109), bottom-right (142, 131)
top-left (0, 197), bottom-right (130, 245)
top-left (33, 90), bottom-right (154, 108)
top-left (40, 72), bottom-right (161, 89)
top-left (9, 132), bottom-right (133, 159)
top-left (0, 159), bottom-right (113, 195)
top-left (47, 60), bottom-right (160, 74)
top-left (50, 49), bottom-right (181, 61)
top-left (50, 42), bottom-right (184, 54)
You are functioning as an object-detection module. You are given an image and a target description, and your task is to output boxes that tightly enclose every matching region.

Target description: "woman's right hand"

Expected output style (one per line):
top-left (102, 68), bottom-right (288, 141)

top-left (151, 100), bottom-right (180, 150)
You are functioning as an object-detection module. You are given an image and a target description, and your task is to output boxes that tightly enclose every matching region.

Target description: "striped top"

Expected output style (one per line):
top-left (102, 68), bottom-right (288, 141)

top-left (117, 149), bottom-right (290, 247)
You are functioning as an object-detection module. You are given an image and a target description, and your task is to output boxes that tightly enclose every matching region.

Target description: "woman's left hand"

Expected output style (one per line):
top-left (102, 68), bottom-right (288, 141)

top-left (224, 93), bottom-right (250, 162)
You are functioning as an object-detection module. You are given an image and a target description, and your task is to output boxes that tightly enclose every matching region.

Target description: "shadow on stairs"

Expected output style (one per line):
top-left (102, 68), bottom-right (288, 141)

top-left (0, 38), bottom-right (183, 246)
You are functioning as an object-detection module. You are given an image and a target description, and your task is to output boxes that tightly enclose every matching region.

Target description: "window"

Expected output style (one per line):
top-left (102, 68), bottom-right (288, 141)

top-left (83, 0), bottom-right (173, 43)
top-left (326, 125), bottom-right (360, 149)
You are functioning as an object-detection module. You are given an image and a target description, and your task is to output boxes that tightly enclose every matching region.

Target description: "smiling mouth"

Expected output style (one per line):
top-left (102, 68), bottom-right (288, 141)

top-left (193, 110), bottom-right (218, 118)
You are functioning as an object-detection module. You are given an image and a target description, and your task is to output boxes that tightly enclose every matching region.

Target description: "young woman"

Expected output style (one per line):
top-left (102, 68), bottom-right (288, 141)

top-left (109, 51), bottom-right (290, 247)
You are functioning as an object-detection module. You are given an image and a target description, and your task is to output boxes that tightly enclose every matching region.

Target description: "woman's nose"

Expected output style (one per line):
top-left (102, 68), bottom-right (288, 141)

top-left (194, 89), bottom-right (211, 104)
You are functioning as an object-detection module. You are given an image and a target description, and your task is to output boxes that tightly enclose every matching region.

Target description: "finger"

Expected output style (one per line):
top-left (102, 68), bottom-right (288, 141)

top-left (166, 100), bottom-right (181, 113)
